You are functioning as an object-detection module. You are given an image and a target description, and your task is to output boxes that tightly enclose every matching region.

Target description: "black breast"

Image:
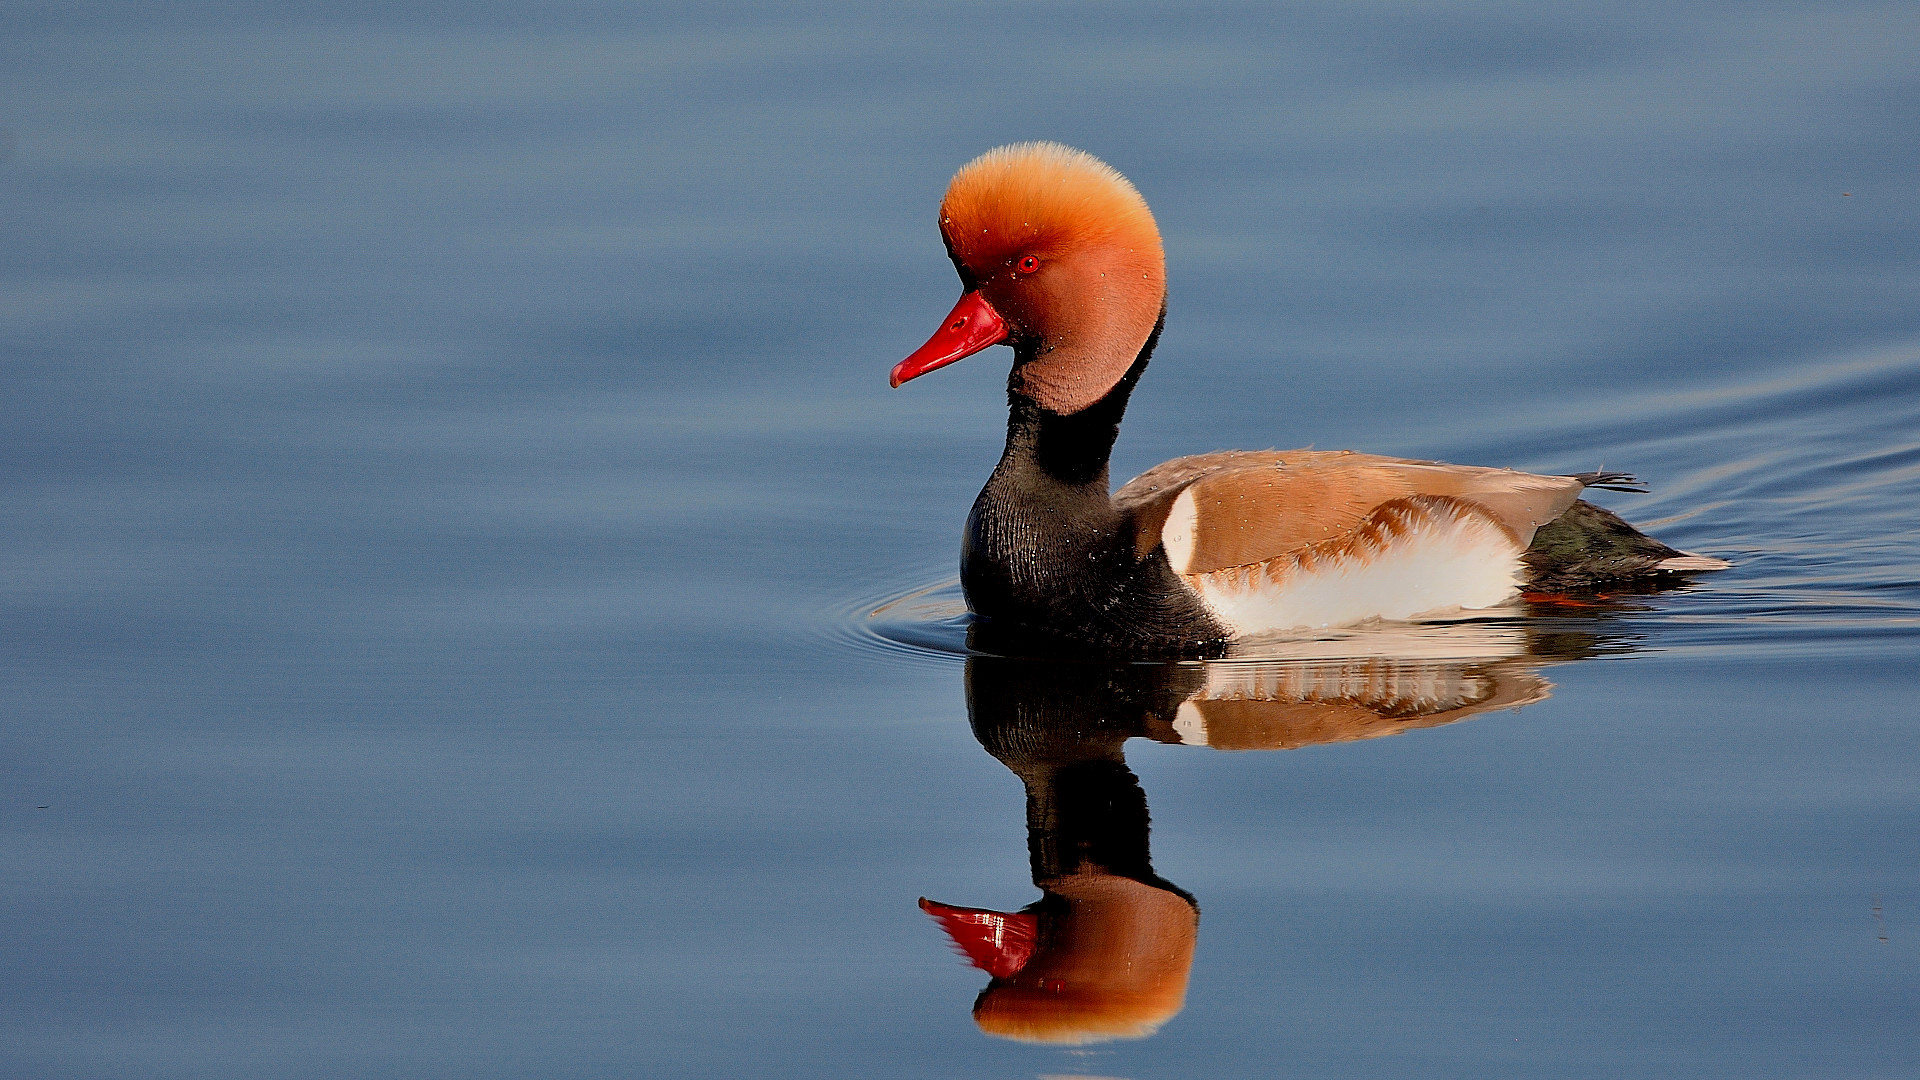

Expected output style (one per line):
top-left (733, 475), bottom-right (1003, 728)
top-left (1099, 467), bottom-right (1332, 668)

top-left (960, 409), bottom-right (1226, 656)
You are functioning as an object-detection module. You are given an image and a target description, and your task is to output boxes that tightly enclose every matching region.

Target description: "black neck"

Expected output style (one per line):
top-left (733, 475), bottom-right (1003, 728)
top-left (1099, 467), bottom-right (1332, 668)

top-left (962, 311), bottom-right (1227, 656)
top-left (965, 658), bottom-right (1199, 900)
top-left (999, 310), bottom-right (1163, 491)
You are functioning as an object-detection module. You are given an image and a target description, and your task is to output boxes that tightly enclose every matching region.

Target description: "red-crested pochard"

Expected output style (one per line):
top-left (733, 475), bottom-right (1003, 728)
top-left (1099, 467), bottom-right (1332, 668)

top-left (891, 142), bottom-right (1728, 656)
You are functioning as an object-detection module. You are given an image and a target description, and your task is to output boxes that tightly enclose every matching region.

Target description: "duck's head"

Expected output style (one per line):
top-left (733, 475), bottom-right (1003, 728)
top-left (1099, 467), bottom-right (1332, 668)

top-left (891, 142), bottom-right (1167, 415)
top-left (921, 875), bottom-right (1198, 1045)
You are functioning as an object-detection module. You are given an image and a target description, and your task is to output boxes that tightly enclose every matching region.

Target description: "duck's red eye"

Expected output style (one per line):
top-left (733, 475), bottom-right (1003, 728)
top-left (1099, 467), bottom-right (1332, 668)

top-left (1016, 255), bottom-right (1040, 274)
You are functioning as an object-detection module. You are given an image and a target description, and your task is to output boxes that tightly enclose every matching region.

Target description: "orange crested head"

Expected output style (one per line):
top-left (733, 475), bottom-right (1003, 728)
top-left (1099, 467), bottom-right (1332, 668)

top-left (939, 142), bottom-right (1165, 290)
top-left (968, 872), bottom-right (1197, 1045)
top-left (922, 143), bottom-right (1168, 414)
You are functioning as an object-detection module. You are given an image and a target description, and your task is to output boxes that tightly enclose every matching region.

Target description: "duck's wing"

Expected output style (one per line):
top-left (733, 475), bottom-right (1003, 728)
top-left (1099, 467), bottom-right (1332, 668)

top-left (1116, 450), bottom-right (1585, 572)
top-left (1142, 657), bottom-right (1553, 751)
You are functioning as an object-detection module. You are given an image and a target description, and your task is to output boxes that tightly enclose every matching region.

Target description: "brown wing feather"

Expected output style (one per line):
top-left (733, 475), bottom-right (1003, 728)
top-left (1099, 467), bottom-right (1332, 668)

top-left (1144, 661), bottom-right (1551, 751)
top-left (1117, 450), bottom-right (1585, 572)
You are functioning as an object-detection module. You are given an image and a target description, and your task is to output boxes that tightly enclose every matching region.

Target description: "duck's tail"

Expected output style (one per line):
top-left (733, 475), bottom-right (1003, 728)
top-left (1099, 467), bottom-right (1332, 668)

top-left (1525, 498), bottom-right (1730, 588)
top-left (1567, 469), bottom-right (1648, 493)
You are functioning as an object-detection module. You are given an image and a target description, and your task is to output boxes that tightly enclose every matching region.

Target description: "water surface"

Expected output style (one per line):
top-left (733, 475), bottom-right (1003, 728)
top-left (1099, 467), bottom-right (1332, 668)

top-left (3, 4), bottom-right (1917, 1077)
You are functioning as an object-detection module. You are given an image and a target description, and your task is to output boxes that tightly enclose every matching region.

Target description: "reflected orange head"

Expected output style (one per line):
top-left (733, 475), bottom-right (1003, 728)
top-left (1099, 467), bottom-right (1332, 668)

top-left (937, 143), bottom-right (1167, 414)
top-left (970, 872), bottom-right (1198, 1045)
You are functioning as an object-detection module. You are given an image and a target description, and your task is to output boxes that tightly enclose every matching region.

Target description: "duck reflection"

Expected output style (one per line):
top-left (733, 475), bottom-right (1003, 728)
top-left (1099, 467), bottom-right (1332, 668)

top-left (923, 659), bottom-right (1200, 1044)
top-left (922, 617), bottom-right (1626, 1044)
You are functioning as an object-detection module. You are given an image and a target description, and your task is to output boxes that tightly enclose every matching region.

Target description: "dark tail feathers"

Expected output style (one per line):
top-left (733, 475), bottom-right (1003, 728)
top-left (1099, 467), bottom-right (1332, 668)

top-left (1569, 469), bottom-right (1648, 493)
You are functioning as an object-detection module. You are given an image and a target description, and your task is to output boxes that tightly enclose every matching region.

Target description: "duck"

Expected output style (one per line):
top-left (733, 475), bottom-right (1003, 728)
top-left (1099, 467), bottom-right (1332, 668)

top-left (890, 142), bottom-right (1728, 656)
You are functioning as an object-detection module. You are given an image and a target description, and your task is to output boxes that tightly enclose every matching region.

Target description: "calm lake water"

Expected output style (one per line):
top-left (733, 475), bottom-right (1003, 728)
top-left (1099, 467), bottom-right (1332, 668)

top-left (4, 4), bottom-right (1918, 1077)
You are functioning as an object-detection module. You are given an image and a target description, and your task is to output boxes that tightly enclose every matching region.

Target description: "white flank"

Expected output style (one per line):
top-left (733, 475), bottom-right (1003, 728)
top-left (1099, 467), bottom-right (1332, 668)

top-left (1161, 487), bottom-right (1199, 572)
top-left (1196, 659), bottom-right (1496, 714)
top-left (1171, 703), bottom-right (1209, 746)
top-left (1222, 620), bottom-right (1528, 661)
top-left (1166, 654), bottom-right (1551, 750)
top-left (1185, 503), bottom-right (1525, 635)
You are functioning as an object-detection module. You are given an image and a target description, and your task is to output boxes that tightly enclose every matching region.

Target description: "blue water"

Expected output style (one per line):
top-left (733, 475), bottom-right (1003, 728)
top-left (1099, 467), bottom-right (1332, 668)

top-left (4, 4), bottom-right (1917, 1077)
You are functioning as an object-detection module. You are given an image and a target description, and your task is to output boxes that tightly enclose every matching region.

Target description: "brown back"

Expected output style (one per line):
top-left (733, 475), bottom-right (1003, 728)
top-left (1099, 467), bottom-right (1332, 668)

top-left (1117, 450), bottom-right (1584, 572)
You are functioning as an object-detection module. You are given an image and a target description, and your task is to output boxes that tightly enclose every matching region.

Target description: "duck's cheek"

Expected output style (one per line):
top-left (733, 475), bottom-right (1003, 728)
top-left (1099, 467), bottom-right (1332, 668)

top-left (975, 283), bottom-right (1039, 337)
top-left (976, 278), bottom-right (1064, 348)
